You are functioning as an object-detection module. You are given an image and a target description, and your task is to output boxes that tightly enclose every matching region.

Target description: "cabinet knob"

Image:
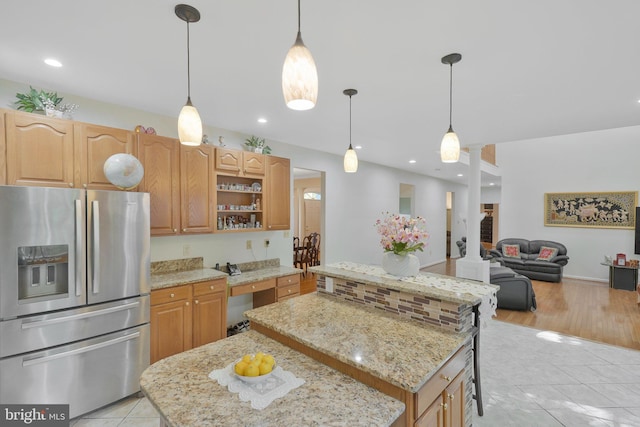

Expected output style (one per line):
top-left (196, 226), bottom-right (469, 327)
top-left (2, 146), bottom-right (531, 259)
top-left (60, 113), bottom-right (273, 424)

top-left (288, 279), bottom-right (292, 283)
top-left (173, 229), bottom-right (177, 233)
top-left (288, 289), bottom-right (292, 294)
top-left (440, 403), bottom-right (448, 411)
top-left (170, 293), bottom-right (175, 298)
top-left (448, 394), bottom-right (454, 401)
top-left (68, 182), bottom-right (73, 187)
top-left (268, 225), bottom-right (272, 229)
top-left (442, 375), bottom-right (452, 382)
top-left (252, 285), bottom-right (256, 289)
top-left (186, 301), bottom-right (189, 306)
top-left (83, 184), bottom-right (87, 188)
top-left (210, 285), bottom-right (214, 290)
top-left (183, 228), bottom-right (187, 232)
top-left (195, 300), bottom-right (199, 304)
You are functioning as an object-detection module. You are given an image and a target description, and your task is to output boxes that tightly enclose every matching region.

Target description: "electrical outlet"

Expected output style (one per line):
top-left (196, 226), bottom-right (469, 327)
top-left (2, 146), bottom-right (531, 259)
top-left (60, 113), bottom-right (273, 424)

top-left (264, 239), bottom-right (270, 248)
top-left (283, 230), bottom-right (290, 238)
top-left (183, 244), bottom-right (191, 256)
top-left (246, 240), bottom-right (252, 250)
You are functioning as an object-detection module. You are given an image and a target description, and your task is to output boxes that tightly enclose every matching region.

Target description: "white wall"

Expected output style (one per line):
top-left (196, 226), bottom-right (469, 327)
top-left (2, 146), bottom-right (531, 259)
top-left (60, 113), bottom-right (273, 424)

top-left (498, 126), bottom-right (640, 282)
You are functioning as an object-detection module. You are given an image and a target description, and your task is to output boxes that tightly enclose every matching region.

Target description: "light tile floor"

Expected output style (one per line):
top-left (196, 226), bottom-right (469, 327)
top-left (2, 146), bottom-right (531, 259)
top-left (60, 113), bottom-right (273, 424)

top-left (71, 320), bottom-right (640, 426)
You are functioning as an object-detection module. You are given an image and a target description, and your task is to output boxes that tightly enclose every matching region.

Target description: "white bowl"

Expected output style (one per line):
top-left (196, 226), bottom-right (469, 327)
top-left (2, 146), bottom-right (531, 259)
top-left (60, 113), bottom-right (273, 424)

top-left (233, 358), bottom-right (276, 383)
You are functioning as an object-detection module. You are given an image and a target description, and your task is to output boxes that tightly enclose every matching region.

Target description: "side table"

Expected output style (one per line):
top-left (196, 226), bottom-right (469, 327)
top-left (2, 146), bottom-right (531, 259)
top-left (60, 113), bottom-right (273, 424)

top-left (601, 263), bottom-right (638, 291)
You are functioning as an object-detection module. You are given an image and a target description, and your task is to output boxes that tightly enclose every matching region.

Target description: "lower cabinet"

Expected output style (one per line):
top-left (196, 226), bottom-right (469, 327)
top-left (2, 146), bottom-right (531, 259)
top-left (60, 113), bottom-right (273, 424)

top-left (415, 347), bottom-right (466, 427)
top-left (276, 274), bottom-right (300, 301)
top-left (229, 274), bottom-right (301, 308)
top-left (150, 279), bottom-right (227, 364)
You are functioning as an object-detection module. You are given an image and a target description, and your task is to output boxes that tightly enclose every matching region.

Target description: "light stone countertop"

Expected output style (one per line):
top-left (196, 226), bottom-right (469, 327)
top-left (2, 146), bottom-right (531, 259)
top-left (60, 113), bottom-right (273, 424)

top-left (140, 330), bottom-right (405, 427)
top-left (245, 293), bottom-right (467, 393)
top-left (150, 266), bottom-right (303, 291)
top-left (310, 262), bottom-right (499, 309)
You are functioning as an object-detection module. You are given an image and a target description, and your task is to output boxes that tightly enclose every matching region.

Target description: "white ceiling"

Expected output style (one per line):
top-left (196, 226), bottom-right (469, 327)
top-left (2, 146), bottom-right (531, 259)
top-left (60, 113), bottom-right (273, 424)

top-left (2, 1), bottom-right (640, 187)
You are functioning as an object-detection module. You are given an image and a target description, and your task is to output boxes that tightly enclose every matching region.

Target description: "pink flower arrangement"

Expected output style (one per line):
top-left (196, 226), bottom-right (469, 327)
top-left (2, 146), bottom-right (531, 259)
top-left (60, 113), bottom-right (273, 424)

top-left (374, 212), bottom-right (429, 256)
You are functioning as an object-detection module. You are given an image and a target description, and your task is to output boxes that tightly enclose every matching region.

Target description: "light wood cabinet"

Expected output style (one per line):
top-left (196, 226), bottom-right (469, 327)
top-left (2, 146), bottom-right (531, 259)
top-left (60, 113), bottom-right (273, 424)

top-left (215, 148), bottom-right (265, 177)
top-left (137, 134), bottom-right (180, 236)
top-left (265, 155), bottom-right (291, 230)
top-left (5, 110), bottom-right (75, 188)
top-left (75, 123), bottom-right (136, 190)
top-left (180, 144), bottom-right (215, 234)
top-left (150, 279), bottom-right (227, 364)
top-left (150, 285), bottom-right (193, 364)
top-left (276, 274), bottom-right (300, 301)
top-left (0, 113), bottom-right (6, 185)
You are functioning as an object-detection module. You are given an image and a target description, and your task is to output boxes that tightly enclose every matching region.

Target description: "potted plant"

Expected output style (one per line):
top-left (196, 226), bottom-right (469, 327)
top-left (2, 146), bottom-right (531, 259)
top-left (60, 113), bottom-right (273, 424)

top-left (14, 86), bottom-right (78, 118)
top-left (244, 135), bottom-right (272, 154)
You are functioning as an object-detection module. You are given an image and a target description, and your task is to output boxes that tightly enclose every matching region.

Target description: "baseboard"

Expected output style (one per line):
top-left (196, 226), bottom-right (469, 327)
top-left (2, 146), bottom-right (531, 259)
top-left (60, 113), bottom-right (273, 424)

top-left (421, 259), bottom-right (448, 268)
top-left (563, 274), bottom-right (608, 284)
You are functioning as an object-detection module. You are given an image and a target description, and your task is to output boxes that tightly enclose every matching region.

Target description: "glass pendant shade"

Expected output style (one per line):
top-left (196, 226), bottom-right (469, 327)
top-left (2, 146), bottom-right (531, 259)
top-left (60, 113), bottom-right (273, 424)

top-left (344, 146), bottom-right (358, 173)
top-left (440, 127), bottom-right (460, 163)
top-left (282, 33), bottom-right (318, 111)
top-left (178, 99), bottom-right (203, 146)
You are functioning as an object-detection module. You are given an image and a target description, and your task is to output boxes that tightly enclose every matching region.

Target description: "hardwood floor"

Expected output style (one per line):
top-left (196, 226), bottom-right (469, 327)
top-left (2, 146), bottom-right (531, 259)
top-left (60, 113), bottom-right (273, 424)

top-left (421, 259), bottom-right (640, 351)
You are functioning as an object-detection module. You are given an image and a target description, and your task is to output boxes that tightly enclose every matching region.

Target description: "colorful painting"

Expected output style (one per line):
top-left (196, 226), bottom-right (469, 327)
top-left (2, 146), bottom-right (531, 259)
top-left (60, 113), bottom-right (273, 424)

top-left (544, 191), bottom-right (637, 229)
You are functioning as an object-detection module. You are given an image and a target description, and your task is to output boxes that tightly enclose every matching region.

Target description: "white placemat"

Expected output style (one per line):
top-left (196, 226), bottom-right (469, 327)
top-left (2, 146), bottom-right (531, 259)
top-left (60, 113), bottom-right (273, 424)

top-left (209, 362), bottom-right (305, 410)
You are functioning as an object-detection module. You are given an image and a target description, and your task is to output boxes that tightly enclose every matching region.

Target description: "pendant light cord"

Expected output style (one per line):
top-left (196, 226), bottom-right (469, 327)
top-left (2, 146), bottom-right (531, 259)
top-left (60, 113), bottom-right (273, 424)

top-left (349, 94), bottom-right (353, 149)
top-left (448, 63), bottom-right (453, 129)
top-left (186, 21), bottom-right (191, 100)
top-left (297, 0), bottom-right (301, 32)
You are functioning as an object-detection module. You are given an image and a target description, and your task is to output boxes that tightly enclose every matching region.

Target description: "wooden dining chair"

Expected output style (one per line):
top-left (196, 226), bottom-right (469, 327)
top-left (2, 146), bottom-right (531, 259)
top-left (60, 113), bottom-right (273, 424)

top-left (308, 232), bottom-right (321, 267)
top-left (294, 235), bottom-right (313, 276)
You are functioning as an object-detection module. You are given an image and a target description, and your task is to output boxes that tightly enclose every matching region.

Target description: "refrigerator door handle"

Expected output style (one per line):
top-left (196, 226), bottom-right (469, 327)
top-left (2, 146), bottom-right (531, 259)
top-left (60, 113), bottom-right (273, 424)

top-left (74, 199), bottom-right (83, 297)
top-left (92, 200), bottom-right (100, 294)
top-left (21, 301), bottom-right (140, 329)
top-left (21, 332), bottom-right (141, 367)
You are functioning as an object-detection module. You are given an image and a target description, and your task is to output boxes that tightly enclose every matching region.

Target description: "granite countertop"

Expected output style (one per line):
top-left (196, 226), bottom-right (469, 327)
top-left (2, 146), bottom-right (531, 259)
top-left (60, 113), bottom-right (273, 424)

top-left (245, 293), bottom-right (467, 393)
top-left (310, 262), bottom-right (499, 307)
top-left (149, 257), bottom-right (303, 291)
top-left (140, 330), bottom-right (405, 427)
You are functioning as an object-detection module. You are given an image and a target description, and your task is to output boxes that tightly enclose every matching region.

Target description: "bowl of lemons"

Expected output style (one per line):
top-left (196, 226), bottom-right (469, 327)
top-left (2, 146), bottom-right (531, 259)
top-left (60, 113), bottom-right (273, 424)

top-left (234, 352), bottom-right (276, 383)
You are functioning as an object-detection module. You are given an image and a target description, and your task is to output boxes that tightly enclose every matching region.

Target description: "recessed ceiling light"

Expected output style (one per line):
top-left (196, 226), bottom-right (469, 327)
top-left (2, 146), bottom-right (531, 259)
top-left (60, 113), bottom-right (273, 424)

top-left (257, 117), bottom-right (267, 123)
top-left (489, 182), bottom-right (495, 186)
top-left (354, 145), bottom-right (362, 150)
top-left (457, 173), bottom-right (464, 177)
top-left (44, 58), bottom-right (62, 67)
top-left (408, 160), bottom-right (416, 164)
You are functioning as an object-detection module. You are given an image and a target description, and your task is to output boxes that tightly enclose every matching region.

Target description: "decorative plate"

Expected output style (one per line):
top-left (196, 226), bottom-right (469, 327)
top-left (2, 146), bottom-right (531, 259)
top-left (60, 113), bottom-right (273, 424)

top-left (251, 182), bottom-right (262, 192)
top-left (103, 153), bottom-right (144, 190)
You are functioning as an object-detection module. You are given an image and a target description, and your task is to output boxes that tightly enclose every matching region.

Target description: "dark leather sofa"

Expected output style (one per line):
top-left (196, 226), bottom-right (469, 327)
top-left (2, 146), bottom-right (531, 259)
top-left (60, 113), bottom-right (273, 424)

top-left (490, 266), bottom-right (537, 311)
top-left (489, 238), bottom-right (569, 282)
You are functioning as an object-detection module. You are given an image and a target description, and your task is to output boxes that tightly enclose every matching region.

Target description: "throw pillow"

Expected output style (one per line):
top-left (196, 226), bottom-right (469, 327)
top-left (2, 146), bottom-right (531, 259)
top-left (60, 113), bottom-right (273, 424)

top-left (537, 246), bottom-right (559, 261)
top-left (502, 244), bottom-right (521, 258)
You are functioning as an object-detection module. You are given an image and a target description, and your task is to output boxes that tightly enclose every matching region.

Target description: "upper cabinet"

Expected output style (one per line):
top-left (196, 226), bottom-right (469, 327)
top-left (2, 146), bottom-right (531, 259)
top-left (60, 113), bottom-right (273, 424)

top-left (5, 110), bottom-right (75, 188)
top-left (137, 134), bottom-right (215, 236)
top-left (137, 134), bottom-right (180, 236)
top-left (3, 110), bottom-right (135, 189)
top-left (215, 148), bottom-right (265, 177)
top-left (265, 155), bottom-right (290, 230)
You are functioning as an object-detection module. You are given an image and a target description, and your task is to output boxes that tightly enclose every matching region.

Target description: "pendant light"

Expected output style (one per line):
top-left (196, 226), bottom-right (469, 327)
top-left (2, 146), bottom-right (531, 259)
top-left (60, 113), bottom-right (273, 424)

top-left (282, 0), bottom-right (318, 111)
top-left (440, 53), bottom-right (462, 163)
top-left (343, 89), bottom-right (358, 173)
top-left (176, 4), bottom-right (203, 146)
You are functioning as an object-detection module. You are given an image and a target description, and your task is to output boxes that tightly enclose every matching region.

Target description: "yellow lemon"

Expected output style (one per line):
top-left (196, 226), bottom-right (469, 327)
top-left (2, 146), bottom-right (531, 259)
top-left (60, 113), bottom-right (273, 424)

top-left (263, 355), bottom-right (275, 367)
top-left (234, 361), bottom-right (248, 375)
top-left (259, 362), bottom-right (273, 375)
top-left (242, 354), bottom-right (252, 363)
top-left (244, 364), bottom-right (260, 377)
top-left (254, 351), bottom-right (265, 361)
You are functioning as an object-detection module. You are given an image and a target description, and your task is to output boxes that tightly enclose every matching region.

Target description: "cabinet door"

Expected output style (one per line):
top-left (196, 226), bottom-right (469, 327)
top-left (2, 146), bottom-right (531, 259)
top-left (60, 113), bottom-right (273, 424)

top-left (215, 148), bottom-right (241, 173)
top-left (150, 299), bottom-right (193, 364)
top-left (180, 144), bottom-right (215, 233)
top-left (76, 123), bottom-right (136, 190)
top-left (416, 396), bottom-right (445, 427)
top-left (137, 134), bottom-right (180, 236)
top-left (6, 110), bottom-right (75, 188)
top-left (444, 372), bottom-right (465, 427)
top-left (192, 291), bottom-right (226, 348)
top-left (243, 152), bottom-right (265, 176)
top-left (265, 155), bottom-right (290, 230)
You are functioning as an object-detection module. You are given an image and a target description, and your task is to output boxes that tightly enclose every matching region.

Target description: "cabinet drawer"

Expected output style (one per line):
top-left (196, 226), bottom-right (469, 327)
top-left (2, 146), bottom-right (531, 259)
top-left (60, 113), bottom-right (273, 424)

top-left (277, 283), bottom-right (300, 298)
top-left (229, 279), bottom-right (275, 297)
top-left (151, 285), bottom-right (192, 306)
top-left (193, 279), bottom-right (227, 297)
top-left (277, 274), bottom-right (300, 288)
top-left (415, 346), bottom-right (466, 418)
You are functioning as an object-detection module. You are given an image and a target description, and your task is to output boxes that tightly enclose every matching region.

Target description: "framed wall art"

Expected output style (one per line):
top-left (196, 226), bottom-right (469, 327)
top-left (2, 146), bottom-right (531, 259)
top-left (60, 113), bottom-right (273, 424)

top-left (544, 191), bottom-right (638, 229)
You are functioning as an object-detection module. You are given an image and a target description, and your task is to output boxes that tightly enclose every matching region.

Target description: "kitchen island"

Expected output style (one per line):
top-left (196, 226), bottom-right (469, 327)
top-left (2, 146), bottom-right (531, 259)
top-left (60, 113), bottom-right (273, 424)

top-left (140, 329), bottom-right (405, 427)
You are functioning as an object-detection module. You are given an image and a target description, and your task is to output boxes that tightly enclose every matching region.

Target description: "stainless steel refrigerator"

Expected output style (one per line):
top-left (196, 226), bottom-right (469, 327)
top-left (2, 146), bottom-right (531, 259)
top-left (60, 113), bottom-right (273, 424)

top-left (0, 185), bottom-right (150, 419)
